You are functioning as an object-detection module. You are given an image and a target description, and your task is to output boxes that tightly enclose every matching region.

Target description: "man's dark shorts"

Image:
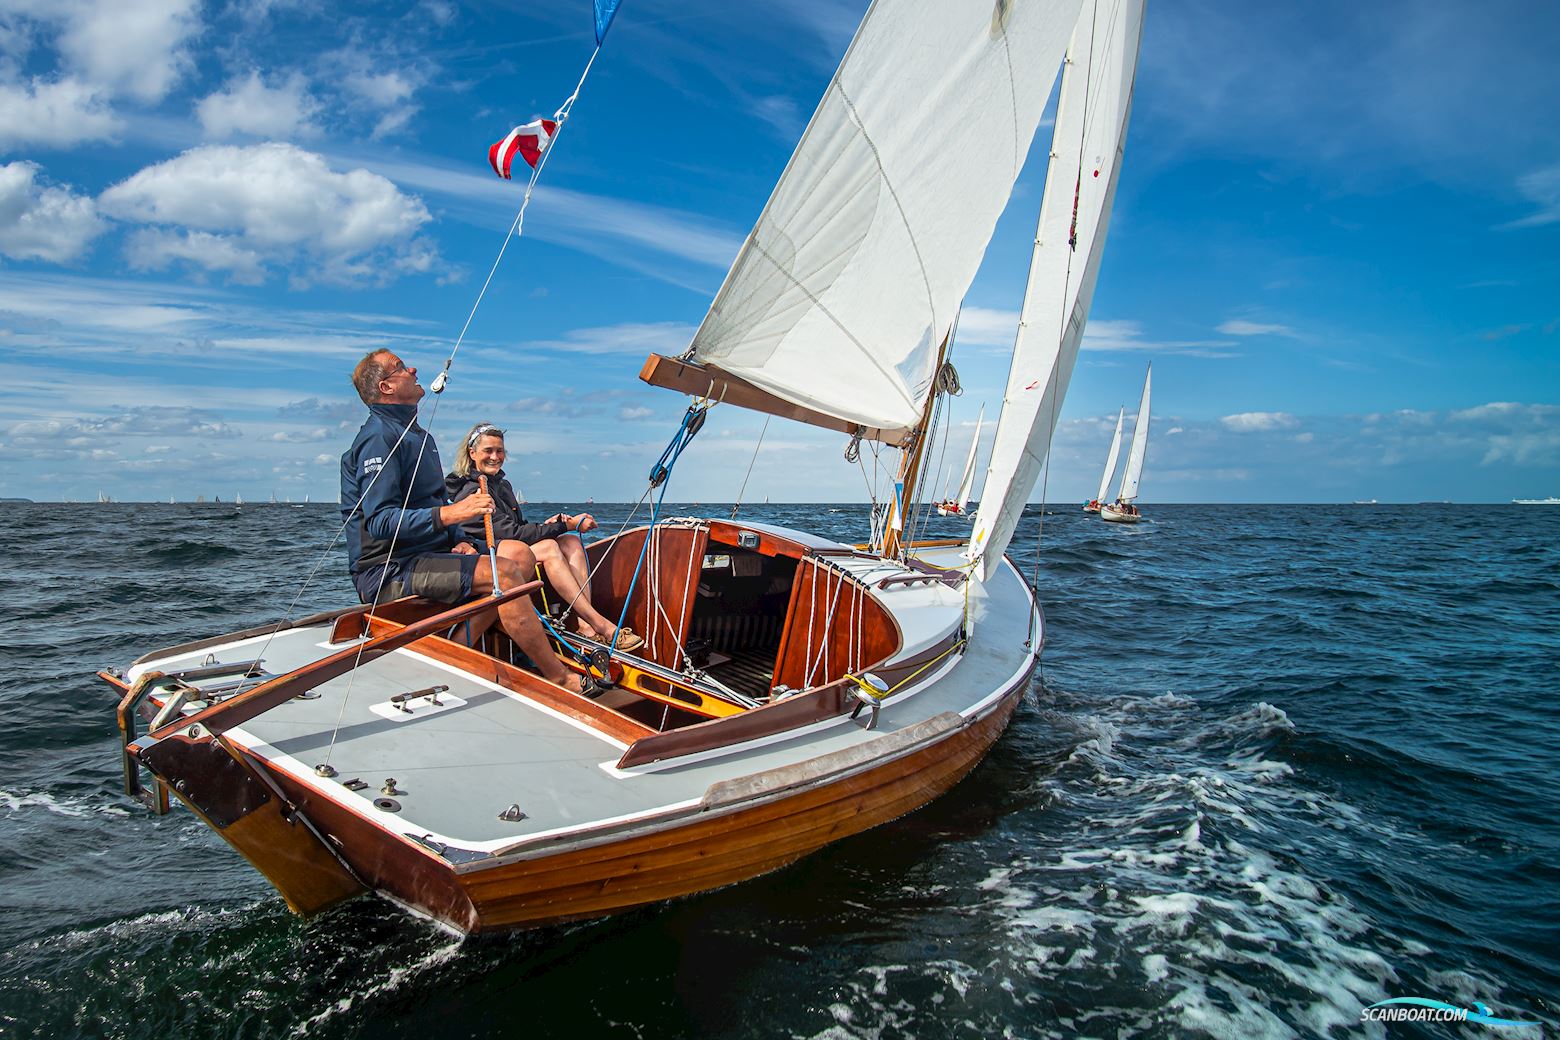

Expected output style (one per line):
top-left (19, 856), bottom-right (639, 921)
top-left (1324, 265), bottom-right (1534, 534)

top-left (353, 552), bottom-right (479, 605)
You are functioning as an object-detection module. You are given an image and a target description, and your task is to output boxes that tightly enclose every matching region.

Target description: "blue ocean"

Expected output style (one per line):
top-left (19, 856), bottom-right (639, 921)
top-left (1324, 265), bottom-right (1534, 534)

top-left (0, 501), bottom-right (1555, 1038)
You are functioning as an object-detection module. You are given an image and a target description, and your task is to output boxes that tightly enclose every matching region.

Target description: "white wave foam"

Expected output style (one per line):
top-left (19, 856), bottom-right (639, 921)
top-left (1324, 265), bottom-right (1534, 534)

top-left (803, 699), bottom-right (1454, 1039)
top-left (0, 788), bottom-right (128, 819)
top-left (291, 935), bottom-right (464, 1036)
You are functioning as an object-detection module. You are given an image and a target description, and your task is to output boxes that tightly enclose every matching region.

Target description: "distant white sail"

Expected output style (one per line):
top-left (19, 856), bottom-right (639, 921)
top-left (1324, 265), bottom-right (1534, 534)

top-left (955, 406), bottom-right (986, 511)
top-left (685, 0), bottom-right (1084, 432)
top-left (1095, 407), bottom-right (1125, 504)
top-left (1117, 363), bottom-right (1151, 501)
top-left (970, 0), bottom-right (1145, 578)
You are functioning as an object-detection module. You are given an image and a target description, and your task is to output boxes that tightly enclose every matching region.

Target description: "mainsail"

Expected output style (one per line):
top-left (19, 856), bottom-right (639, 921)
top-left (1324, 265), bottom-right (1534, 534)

top-left (1117, 363), bottom-right (1151, 501)
top-left (969, 0), bottom-right (1145, 578)
top-left (1095, 406), bottom-right (1125, 504)
top-left (678, 0), bottom-right (1085, 433)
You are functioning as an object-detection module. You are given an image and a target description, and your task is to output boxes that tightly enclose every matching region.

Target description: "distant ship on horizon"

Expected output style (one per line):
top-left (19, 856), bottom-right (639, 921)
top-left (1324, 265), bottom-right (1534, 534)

top-left (1513, 496), bottom-right (1560, 505)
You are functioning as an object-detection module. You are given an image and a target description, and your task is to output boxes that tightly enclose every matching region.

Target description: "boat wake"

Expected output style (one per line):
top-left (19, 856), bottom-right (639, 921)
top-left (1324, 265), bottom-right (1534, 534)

top-left (797, 692), bottom-right (1527, 1040)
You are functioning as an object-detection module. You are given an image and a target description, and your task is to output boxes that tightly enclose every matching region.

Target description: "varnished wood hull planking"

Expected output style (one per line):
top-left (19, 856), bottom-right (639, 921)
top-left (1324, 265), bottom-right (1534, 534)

top-left (231, 673), bottom-right (1028, 934)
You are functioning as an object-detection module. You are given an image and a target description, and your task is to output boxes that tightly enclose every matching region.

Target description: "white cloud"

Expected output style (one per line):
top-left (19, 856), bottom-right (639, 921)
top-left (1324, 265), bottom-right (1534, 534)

top-left (53, 0), bottom-right (200, 103)
top-left (1081, 318), bottom-right (1236, 358)
top-left (525, 321), bottom-right (696, 356)
top-left (99, 143), bottom-right (434, 285)
top-left (0, 161), bottom-right (105, 262)
top-left (619, 406), bottom-right (654, 421)
top-left (263, 428), bottom-right (329, 443)
top-left (954, 306), bottom-right (1018, 347)
top-left (123, 228), bottom-right (266, 284)
top-left (7, 407), bottom-right (240, 443)
top-left (1451, 401), bottom-right (1526, 422)
top-left (1217, 319), bottom-right (1295, 337)
top-left (1221, 411), bottom-right (1300, 432)
top-left (197, 71), bottom-right (320, 139)
top-left (0, 77), bottom-right (121, 149)
top-left (1505, 163), bottom-right (1560, 229)
top-left (323, 47), bottom-right (423, 140)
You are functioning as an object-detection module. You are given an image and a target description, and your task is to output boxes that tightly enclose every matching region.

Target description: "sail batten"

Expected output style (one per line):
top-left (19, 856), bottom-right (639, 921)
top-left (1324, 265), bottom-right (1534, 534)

top-left (681, 0), bottom-right (1086, 433)
top-left (968, 0), bottom-right (1145, 578)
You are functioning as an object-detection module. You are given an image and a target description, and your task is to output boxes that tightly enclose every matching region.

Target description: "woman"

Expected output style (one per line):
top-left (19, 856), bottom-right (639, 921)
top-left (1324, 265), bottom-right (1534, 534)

top-left (446, 423), bottom-right (643, 651)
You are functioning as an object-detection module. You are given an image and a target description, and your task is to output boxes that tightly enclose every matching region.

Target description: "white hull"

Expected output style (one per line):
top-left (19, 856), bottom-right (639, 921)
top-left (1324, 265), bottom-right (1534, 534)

top-left (1099, 503), bottom-right (1142, 523)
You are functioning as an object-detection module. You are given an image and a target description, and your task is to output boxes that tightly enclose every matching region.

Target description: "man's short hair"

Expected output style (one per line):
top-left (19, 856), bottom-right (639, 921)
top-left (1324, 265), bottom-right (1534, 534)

top-left (352, 350), bottom-right (392, 405)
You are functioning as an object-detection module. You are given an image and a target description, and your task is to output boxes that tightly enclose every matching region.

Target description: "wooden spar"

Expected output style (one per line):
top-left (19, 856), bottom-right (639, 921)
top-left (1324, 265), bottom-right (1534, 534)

top-left (882, 332), bottom-right (953, 558)
top-left (478, 474), bottom-right (501, 596)
top-left (142, 582), bottom-right (542, 740)
top-left (639, 354), bottom-right (914, 448)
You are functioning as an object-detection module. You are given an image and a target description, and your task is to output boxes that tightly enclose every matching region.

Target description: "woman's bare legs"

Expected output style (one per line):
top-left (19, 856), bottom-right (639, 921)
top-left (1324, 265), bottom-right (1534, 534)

top-left (498, 538), bottom-right (620, 640)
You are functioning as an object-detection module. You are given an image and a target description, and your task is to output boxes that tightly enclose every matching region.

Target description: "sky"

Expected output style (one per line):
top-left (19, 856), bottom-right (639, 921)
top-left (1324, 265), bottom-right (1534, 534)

top-left (0, 0), bottom-right (1557, 505)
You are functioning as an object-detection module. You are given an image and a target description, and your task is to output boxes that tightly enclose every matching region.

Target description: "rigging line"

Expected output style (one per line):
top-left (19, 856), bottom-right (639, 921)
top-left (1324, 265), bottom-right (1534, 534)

top-left (730, 414), bottom-right (770, 519)
top-left (246, 44), bottom-right (616, 661)
top-left (1020, 0), bottom-right (1109, 597)
top-left (610, 407), bottom-right (704, 649)
top-left (248, 409), bottom-right (421, 666)
top-left (438, 43), bottom-right (602, 383)
top-left (549, 485), bottom-right (653, 630)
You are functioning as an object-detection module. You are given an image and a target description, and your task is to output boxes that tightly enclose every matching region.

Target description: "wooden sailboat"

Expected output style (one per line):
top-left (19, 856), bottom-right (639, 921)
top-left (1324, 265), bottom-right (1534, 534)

top-left (100, 0), bottom-right (1146, 934)
top-left (1100, 364), bottom-right (1151, 523)
top-left (935, 406), bottom-right (985, 518)
top-left (1083, 406), bottom-right (1124, 512)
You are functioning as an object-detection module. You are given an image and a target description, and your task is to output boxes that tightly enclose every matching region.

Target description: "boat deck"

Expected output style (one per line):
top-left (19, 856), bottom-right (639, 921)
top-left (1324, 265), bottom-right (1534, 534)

top-left (129, 545), bottom-right (1037, 857)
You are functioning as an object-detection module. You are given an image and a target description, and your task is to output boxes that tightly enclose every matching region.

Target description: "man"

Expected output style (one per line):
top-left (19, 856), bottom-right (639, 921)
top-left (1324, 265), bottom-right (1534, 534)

top-left (340, 349), bottom-right (585, 694)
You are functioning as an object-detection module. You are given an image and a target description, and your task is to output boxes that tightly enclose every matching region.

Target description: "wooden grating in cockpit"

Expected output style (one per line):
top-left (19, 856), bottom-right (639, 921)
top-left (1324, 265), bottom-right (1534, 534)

top-left (704, 645), bottom-right (776, 696)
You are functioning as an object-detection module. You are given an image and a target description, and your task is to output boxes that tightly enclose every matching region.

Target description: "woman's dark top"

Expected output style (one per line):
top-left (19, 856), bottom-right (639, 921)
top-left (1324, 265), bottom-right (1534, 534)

top-left (444, 470), bottom-right (571, 545)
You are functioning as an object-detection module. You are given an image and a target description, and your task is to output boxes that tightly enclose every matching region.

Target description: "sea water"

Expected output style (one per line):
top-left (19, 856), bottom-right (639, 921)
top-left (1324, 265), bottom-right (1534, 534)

top-left (0, 502), bottom-right (1554, 1039)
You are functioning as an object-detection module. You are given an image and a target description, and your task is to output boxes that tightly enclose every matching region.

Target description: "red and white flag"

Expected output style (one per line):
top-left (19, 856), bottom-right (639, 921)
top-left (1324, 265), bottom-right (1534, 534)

top-left (488, 119), bottom-right (557, 180)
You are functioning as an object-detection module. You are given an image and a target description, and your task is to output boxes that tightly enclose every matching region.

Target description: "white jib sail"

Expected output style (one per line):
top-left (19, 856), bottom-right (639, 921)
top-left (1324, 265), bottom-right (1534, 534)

top-left (1117, 363), bottom-right (1151, 501)
top-left (685, 0), bottom-right (1084, 433)
top-left (1095, 406), bottom-right (1125, 503)
top-left (969, 0), bottom-right (1145, 579)
top-left (955, 405), bottom-right (986, 510)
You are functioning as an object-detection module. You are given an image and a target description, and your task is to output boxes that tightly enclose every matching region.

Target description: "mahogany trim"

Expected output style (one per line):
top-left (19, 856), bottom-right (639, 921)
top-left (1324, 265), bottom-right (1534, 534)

top-left (614, 630), bottom-right (958, 769)
top-left (639, 354), bottom-right (913, 447)
top-left (144, 582), bottom-right (542, 740)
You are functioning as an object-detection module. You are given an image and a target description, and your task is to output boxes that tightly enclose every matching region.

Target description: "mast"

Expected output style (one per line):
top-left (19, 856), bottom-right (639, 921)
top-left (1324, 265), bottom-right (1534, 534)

top-left (883, 333), bottom-right (952, 558)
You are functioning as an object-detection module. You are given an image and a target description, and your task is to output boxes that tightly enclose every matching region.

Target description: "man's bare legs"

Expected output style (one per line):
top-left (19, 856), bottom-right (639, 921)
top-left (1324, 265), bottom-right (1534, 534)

top-left (471, 551), bottom-right (586, 693)
top-left (496, 537), bottom-right (622, 641)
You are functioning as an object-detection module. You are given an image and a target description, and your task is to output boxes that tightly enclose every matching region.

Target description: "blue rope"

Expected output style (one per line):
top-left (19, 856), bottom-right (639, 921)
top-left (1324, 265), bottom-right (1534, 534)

top-left (612, 404), bottom-right (707, 651)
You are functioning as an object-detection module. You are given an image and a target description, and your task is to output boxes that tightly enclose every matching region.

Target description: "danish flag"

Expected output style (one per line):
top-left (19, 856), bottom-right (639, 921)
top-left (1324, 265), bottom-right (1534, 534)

top-left (488, 119), bottom-right (558, 180)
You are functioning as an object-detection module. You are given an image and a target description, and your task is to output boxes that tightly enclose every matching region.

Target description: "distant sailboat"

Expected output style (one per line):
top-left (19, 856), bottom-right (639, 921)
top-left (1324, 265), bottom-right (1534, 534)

top-left (235, 492), bottom-right (244, 506)
top-left (1084, 407), bottom-right (1125, 513)
top-left (1101, 364), bottom-right (1151, 524)
top-left (935, 405), bottom-right (985, 517)
top-left (97, 490), bottom-right (110, 504)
